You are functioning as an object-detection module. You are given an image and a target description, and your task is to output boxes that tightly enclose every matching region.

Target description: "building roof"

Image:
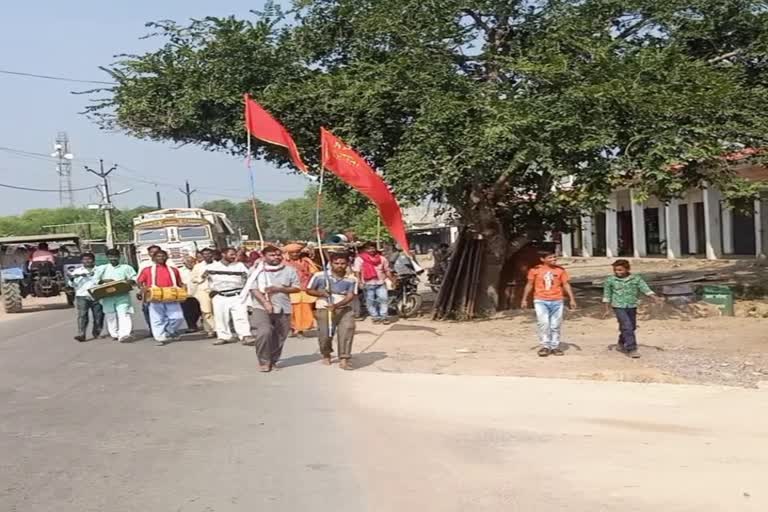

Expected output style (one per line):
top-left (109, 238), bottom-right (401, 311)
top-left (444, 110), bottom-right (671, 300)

top-left (0, 233), bottom-right (80, 245)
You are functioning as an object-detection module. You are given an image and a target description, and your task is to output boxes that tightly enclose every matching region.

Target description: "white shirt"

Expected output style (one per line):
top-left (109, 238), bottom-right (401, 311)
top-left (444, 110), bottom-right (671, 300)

top-left (69, 266), bottom-right (99, 298)
top-left (206, 261), bottom-right (249, 293)
top-left (179, 266), bottom-right (195, 295)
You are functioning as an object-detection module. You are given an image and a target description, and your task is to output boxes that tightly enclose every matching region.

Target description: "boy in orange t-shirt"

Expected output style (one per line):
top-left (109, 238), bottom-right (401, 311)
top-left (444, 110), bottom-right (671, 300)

top-left (521, 251), bottom-right (577, 357)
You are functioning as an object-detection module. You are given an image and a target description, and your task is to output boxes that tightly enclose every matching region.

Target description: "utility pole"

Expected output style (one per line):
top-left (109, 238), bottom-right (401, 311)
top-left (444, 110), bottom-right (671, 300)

top-left (51, 132), bottom-right (74, 206)
top-left (156, 190), bottom-right (162, 209)
top-left (179, 181), bottom-right (196, 208)
top-left (85, 160), bottom-right (130, 249)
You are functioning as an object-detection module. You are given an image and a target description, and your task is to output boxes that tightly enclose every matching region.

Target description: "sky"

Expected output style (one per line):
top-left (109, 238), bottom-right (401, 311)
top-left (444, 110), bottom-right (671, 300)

top-left (0, 0), bottom-right (308, 216)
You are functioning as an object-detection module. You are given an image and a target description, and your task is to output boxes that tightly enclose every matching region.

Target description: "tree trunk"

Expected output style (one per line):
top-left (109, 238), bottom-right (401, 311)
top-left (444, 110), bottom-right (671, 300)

top-left (468, 205), bottom-right (508, 316)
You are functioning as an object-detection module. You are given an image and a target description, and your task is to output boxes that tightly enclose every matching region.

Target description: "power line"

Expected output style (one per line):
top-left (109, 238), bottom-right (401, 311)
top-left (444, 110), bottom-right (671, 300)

top-left (0, 68), bottom-right (115, 85)
top-left (0, 182), bottom-right (95, 193)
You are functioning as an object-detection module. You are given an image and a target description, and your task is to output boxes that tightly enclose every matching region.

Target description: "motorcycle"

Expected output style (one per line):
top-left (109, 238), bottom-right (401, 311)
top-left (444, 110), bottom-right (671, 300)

top-left (426, 268), bottom-right (443, 294)
top-left (356, 273), bottom-right (424, 319)
top-left (389, 273), bottom-right (423, 318)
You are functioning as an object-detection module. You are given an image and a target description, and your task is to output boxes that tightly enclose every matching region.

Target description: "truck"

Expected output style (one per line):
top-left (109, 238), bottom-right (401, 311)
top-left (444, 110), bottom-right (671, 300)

top-left (133, 208), bottom-right (237, 267)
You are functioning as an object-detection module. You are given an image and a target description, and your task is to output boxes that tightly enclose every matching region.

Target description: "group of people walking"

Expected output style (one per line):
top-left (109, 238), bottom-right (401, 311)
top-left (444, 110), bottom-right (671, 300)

top-left (68, 242), bottom-right (386, 371)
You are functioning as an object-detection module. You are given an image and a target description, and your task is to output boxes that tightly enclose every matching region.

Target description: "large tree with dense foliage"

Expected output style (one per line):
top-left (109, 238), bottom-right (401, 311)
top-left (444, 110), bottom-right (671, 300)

top-left (89, 0), bottom-right (768, 311)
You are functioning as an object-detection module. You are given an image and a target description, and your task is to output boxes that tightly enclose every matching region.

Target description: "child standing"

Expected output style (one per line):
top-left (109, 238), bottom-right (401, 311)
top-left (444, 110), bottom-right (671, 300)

top-left (602, 259), bottom-right (660, 358)
top-left (522, 251), bottom-right (577, 357)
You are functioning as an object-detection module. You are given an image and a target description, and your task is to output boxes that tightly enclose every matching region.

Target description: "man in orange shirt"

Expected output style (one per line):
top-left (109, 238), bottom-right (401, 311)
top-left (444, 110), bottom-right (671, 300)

top-left (521, 250), bottom-right (577, 357)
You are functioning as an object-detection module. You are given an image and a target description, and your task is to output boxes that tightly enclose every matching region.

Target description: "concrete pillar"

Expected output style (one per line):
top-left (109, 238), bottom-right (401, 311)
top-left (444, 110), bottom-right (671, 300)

top-left (703, 184), bottom-right (723, 260)
top-left (665, 200), bottom-right (681, 259)
top-left (606, 194), bottom-right (619, 259)
top-left (630, 189), bottom-right (647, 258)
top-left (755, 199), bottom-right (764, 258)
top-left (561, 232), bottom-right (573, 257)
top-left (721, 206), bottom-right (734, 255)
top-left (687, 198), bottom-right (698, 254)
top-left (581, 215), bottom-right (594, 257)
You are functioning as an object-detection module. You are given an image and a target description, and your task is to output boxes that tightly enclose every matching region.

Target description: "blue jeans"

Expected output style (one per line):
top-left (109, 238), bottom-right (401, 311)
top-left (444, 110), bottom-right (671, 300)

top-left (364, 284), bottom-right (389, 320)
top-left (142, 303), bottom-right (153, 337)
top-left (148, 302), bottom-right (185, 342)
top-left (534, 300), bottom-right (564, 349)
top-left (613, 307), bottom-right (638, 351)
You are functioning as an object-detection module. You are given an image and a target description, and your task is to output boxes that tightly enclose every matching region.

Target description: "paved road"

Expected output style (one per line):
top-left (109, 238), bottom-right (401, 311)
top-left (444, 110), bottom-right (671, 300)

top-left (1, 306), bottom-right (767, 512)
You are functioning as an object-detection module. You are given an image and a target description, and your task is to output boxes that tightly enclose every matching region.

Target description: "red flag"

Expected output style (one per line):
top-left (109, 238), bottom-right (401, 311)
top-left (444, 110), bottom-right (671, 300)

top-left (321, 128), bottom-right (410, 252)
top-left (244, 94), bottom-right (307, 173)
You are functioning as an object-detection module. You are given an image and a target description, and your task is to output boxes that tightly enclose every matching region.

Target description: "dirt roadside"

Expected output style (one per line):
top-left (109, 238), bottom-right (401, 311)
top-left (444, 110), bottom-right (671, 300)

top-left (351, 257), bottom-right (768, 388)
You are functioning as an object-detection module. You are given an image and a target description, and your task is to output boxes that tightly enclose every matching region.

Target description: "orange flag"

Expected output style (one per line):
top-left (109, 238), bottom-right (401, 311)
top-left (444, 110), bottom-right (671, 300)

top-left (321, 128), bottom-right (410, 252)
top-left (244, 94), bottom-right (307, 173)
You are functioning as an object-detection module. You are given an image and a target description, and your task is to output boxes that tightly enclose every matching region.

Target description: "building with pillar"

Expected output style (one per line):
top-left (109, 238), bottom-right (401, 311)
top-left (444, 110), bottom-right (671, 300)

top-left (560, 164), bottom-right (768, 260)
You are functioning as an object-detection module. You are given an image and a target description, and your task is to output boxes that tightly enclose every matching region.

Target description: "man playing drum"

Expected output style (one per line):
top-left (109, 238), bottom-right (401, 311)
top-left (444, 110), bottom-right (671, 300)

top-left (137, 249), bottom-right (186, 346)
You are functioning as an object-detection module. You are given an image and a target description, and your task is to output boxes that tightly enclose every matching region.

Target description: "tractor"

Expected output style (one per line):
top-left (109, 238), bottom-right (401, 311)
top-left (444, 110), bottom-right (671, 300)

top-left (0, 234), bottom-right (83, 313)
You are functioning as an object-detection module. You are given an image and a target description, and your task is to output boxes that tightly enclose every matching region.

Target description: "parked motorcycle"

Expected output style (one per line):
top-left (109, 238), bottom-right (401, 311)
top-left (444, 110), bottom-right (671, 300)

top-left (390, 274), bottom-right (423, 318)
top-left (356, 273), bottom-right (424, 319)
top-left (427, 268), bottom-right (443, 294)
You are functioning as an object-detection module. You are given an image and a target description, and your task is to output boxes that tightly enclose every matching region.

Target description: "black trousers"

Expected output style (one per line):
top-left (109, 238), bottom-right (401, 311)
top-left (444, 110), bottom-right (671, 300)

top-left (614, 307), bottom-right (638, 351)
top-left (181, 297), bottom-right (201, 331)
top-left (76, 296), bottom-right (104, 338)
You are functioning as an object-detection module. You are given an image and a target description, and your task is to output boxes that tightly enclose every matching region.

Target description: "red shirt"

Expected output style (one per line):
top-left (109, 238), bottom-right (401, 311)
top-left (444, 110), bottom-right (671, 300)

top-left (137, 264), bottom-right (183, 288)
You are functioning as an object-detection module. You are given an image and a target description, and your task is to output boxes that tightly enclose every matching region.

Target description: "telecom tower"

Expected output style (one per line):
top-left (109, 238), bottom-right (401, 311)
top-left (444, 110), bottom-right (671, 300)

top-left (52, 132), bottom-right (74, 206)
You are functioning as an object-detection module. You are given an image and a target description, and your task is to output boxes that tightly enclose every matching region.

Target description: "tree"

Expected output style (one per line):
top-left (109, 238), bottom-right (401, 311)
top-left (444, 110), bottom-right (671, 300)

top-left (90, 0), bottom-right (768, 312)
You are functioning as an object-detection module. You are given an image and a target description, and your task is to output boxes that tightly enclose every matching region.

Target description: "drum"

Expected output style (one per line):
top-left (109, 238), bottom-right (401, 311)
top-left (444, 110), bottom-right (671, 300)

top-left (147, 286), bottom-right (188, 303)
top-left (90, 280), bottom-right (133, 301)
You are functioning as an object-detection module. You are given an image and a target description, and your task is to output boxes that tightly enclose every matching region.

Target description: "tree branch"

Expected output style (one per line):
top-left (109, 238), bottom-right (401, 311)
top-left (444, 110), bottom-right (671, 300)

top-left (708, 49), bottom-right (744, 64)
top-left (461, 9), bottom-right (490, 34)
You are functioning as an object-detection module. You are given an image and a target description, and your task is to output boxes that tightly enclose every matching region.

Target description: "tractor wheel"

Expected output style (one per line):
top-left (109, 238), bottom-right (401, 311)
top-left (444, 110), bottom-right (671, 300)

top-left (2, 281), bottom-right (23, 313)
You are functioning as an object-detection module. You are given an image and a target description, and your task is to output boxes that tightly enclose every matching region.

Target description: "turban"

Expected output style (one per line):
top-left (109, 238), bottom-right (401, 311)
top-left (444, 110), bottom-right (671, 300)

top-left (283, 243), bottom-right (305, 253)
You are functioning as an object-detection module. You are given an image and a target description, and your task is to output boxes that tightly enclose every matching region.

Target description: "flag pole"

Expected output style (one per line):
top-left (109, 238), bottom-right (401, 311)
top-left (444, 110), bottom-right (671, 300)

top-left (245, 94), bottom-right (265, 250)
top-left (317, 138), bottom-right (335, 338)
top-left (376, 215), bottom-right (382, 251)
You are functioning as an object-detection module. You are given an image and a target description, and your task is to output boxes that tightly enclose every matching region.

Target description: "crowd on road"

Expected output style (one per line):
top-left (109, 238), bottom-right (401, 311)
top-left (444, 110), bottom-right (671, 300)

top-left (67, 240), bottom-right (662, 370)
top-left (67, 241), bottom-right (415, 372)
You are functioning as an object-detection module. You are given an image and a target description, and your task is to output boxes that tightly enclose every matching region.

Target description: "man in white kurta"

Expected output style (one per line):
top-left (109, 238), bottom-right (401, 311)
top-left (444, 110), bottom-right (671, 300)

top-left (206, 248), bottom-right (255, 346)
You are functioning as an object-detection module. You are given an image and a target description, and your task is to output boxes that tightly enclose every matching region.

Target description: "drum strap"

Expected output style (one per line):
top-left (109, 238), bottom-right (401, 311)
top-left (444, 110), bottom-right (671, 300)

top-left (150, 264), bottom-right (179, 288)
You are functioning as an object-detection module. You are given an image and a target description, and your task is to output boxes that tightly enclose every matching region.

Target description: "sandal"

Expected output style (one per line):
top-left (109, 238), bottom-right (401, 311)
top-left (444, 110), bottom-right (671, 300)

top-left (538, 347), bottom-right (551, 357)
top-left (551, 348), bottom-right (565, 356)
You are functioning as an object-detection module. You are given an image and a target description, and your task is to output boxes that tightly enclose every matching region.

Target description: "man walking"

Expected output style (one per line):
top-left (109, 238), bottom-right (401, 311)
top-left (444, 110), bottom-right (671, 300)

top-left (206, 247), bottom-right (255, 346)
top-left (137, 249), bottom-right (186, 346)
top-left (245, 245), bottom-right (300, 372)
top-left (179, 256), bottom-right (201, 332)
top-left (307, 253), bottom-right (358, 370)
top-left (93, 249), bottom-right (137, 343)
top-left (353, 242), bottom-right (395, 324)
top-left (68, 252), bottom-right (104, 342)
top-left (191, 248), bottom-right (216, 338)
top-left (138, 245), bottom-right (161, 337)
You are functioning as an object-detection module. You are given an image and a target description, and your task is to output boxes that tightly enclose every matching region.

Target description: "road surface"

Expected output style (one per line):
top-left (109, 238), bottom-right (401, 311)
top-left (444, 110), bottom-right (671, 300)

top-left (1, 305), bottom-right (766, 511)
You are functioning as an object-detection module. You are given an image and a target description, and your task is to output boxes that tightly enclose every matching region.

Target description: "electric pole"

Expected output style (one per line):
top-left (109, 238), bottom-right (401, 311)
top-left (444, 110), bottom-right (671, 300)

top-left (85, 160), bottom-right (131, 249)
top-left (51, 132), bottom-right (74, 206)
top-left (156, 190), bottom-right (162, 209)
top-left (179, 181), bottom-right (196, 208)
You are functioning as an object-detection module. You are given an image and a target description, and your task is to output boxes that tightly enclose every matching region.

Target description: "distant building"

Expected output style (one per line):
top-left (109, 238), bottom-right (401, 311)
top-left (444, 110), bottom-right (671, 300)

top-left (561, 164), bottom-right (768, 260)
top-left (403, 205), bottom-right (458, 255)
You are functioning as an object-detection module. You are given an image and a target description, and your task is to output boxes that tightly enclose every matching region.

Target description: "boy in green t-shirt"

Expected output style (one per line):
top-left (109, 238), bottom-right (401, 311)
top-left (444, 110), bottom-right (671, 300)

top-left (602, 260), bottom-right (661, 358)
